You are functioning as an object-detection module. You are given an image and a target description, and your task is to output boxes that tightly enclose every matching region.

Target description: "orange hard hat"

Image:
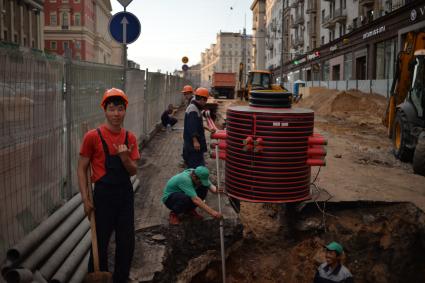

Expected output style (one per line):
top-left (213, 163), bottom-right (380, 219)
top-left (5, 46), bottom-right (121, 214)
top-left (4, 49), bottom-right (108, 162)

top-left (181, 85), bottom-right (193, 93)
top-left (100, 88), bottom-right (128, 108)
top-left (195, 87), bottom-right (209, 98)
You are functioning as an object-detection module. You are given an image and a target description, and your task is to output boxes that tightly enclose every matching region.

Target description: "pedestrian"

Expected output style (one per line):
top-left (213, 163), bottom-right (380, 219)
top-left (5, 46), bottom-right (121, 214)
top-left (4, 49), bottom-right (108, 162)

top-left (161, 103), bottom-right (178, 130)
top-left (314, 241), bottom-right (354, 283)
top-left (162, 166), bottom-right (222, 224)
top-left (181, 84), bottom-right (194, 106)
top-left (77, 88), bottom-right (140, 283)
top-left (183, 87), bottom-right (211, 169)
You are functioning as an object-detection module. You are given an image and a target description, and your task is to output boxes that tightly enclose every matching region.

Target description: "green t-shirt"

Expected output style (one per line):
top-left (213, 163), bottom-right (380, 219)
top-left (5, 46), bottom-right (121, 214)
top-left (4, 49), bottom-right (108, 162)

top-left (162, 169), bottom-right (197, 203)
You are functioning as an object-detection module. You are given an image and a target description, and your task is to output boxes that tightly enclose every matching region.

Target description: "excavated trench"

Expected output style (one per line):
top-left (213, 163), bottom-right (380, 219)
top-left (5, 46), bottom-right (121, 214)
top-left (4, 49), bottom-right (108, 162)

top-left (191, 201), bottom-right (425, 283)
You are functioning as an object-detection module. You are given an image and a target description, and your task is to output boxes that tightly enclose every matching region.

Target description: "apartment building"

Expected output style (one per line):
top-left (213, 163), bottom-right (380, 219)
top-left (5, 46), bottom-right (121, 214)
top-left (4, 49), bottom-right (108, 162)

top-left (0, 0), bottom-right (45, 49)
top-left (187, 63), bottom-right (201, 88)
top-left (201, 32), bottom-right (253, 88)
top-left (44, 0), bottom-right (123, 64)
top-left (286, 0), bottom-right (425, 82)
top-left (259, 0), bottom-right (425, 83)
top-left (251, 0), bottom-right (266, 70)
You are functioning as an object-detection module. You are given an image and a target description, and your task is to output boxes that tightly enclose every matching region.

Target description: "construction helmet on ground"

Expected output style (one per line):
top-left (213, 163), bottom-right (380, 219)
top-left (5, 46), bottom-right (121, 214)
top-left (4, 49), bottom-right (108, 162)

top-left (181, 85), bottom-right (193, 93)
top-left (100, 88), bottom-right (128, 108)
top-left (195, 87), bottom-right (209, 98)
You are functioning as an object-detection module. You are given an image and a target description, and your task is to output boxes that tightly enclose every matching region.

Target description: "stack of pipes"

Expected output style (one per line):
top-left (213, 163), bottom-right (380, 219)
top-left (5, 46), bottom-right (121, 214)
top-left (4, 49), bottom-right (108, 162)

top-left (1, 176), bottom-right (140, 283)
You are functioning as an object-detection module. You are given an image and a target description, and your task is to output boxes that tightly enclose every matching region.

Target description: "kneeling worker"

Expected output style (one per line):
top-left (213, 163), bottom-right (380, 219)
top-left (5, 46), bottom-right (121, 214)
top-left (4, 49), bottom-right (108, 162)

top-left (162, 166), bottom-right (222, 224)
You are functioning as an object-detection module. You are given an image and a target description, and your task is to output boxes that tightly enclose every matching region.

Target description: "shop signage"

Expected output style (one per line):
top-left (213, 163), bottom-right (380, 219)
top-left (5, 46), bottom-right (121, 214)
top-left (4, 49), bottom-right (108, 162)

top-left (330, 45), bottom-right (338, 52)
top-left (362, 26), bottom-right (386, 40)
top-left (410, 5), bottom-right (425, 22)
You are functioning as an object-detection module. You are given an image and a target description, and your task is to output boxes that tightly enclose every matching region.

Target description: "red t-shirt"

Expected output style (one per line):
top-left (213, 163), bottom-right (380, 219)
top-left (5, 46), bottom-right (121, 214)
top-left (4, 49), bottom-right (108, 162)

top-left (80, 125), bottom-right (140, 182)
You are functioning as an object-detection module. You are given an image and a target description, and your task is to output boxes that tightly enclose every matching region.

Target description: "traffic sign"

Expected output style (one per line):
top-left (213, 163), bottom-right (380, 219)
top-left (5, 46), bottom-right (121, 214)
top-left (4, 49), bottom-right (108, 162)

top-left (109, 12), bottom-right (141, 44)
top-left (117, 0), bottom-right (132, 8)
top-left (182, 64), bottom-right (189, 71)
top-left (182, 56), bottom-right (189, 64)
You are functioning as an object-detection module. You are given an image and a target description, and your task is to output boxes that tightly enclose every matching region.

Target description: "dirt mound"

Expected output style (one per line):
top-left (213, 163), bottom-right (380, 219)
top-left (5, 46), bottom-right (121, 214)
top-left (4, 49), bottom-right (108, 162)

top-left (297, 90), bottom-right (387, 125)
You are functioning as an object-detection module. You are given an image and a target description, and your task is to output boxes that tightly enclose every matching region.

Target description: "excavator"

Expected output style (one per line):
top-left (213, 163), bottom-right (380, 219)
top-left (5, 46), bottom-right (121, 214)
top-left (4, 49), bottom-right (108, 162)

top-left (383, 31), bottom-right (425, 176)
top-left (237, 66), bottom-right (291, 101)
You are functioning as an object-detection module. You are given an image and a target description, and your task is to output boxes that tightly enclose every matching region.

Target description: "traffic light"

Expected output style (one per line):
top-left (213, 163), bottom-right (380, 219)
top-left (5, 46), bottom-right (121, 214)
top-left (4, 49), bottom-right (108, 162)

top-left (293, 60), bottom-right (299, 65)
top-left (314, 51), bottom-right (320, 57)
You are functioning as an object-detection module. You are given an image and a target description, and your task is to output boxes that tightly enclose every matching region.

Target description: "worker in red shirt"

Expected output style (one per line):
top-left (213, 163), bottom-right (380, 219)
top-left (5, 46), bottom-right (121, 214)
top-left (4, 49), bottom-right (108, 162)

top-left (77, 88), bottom-right (140, 283)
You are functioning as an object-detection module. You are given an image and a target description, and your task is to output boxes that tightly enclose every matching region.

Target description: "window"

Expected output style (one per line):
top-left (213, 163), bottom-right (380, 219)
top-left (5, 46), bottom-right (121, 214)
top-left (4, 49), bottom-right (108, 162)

top-left (14, 33), bottom-right (18, 43)
top-left (321, 36), bottom-right (325, 45)
top-left (321, 10), bottom-right (325, 21)
top-left (74, 13), bottom-right (81, 26)
top-left (62, 12), bottom-right (69, 28)
top-left (51, 41), bottom-right (57, 49)
top-left (63, 41), bottom-right (69, 50)
top-left (3, 30), bottom-right (7, 41)
top-left (50, 12), bottom-right (57, 26)
top-left (75, 40), bottom-right (81, 49)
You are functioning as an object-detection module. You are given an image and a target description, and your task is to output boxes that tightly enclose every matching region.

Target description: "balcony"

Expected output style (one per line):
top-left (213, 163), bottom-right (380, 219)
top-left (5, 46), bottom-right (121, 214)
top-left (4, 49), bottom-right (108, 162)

top-left (321, 14), bottom-right (335, 29)
top-left (330, 8), bottom-right (347, 24)
top-left (295, 15), bottom-right (305, 25)
top-left (359, 0), bottom-right (375, 7)
top-left (294, 37), bottom-right (304, 47)
top-left (306, 1), bottom-right (317, 13)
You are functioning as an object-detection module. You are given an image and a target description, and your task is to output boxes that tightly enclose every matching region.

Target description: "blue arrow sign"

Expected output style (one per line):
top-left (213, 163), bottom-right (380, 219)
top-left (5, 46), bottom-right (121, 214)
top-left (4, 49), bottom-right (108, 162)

top-left (108, 11), bottom-right (141, 44)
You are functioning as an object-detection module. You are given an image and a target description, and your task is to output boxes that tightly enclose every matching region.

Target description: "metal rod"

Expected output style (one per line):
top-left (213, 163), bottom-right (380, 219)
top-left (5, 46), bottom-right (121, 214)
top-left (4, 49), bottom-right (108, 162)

top-left (215, 144), bottom-right (226, 283)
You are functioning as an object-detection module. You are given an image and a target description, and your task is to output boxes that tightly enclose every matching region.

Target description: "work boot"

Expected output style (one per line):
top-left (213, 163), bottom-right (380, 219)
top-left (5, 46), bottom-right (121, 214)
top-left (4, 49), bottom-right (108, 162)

top-left (169, 212), bottom-right (181, 225)
top-left (188, 209), bottom-right (204, 220)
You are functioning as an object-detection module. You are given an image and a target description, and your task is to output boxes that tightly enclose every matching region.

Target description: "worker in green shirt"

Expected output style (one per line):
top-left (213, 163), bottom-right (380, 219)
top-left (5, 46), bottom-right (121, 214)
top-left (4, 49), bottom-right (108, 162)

top-left (162, 166), bottom-right (222, 225)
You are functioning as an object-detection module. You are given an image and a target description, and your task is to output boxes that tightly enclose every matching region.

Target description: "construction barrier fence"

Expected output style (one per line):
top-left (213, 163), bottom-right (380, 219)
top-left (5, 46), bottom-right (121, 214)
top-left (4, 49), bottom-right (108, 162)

top-left (0, 43), bottom-right (188, 260)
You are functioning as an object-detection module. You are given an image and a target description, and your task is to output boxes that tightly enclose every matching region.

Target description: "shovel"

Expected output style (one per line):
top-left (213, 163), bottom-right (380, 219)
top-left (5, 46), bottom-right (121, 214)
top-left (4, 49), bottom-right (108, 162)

top-left (84, 168), bottom-right (113, 283)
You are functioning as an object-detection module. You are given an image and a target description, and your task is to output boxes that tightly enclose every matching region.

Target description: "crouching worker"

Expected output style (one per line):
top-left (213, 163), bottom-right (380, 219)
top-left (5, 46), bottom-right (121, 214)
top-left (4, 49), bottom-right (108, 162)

top-left (161, 104), bottom-right (178, 130)
top-left (162, 166), bottom-right (222, 225)
top-left (314, 241), bottom-right (354, 283)
top-left (77, 88), bottom-right (140, 283)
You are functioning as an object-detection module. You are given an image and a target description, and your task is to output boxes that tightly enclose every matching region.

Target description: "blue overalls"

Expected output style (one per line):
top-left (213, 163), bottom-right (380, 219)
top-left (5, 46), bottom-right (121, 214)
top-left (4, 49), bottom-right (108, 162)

top-left (183, 101), bottom-right (207, 168)
top-left (88, 128), bottom-right (134, 283)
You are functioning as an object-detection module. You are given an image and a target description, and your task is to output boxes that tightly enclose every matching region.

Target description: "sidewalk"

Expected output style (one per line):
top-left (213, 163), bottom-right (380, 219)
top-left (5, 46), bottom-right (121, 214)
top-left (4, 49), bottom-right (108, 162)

top-left (129, 108), bottom-right (240, 282)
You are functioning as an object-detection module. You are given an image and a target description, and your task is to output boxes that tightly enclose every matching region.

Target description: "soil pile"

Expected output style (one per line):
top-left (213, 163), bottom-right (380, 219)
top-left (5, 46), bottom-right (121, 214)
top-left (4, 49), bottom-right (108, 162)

top-left (297, 90), bottom-right (387, 125)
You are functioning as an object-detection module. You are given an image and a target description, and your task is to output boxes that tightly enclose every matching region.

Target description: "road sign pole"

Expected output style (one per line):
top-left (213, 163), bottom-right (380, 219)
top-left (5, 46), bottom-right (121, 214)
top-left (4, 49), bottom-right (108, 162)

top-left (123, 7), bottom-right (128, 92)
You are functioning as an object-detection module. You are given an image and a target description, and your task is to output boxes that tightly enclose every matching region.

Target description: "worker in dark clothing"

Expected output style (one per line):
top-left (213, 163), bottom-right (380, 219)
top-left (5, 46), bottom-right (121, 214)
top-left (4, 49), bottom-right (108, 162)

top-left (181, 84), bottom-right (194, 106)
top-left (162, 166), bottom-right (222, 224)
top-left (161, 104), bottom-right (177, 129)
top-left (77, 88), bottom-right (140, 283)
top-left (183, 87), bottom-right (211, 168)
top-left (314, 241), bottom-right (354, 283)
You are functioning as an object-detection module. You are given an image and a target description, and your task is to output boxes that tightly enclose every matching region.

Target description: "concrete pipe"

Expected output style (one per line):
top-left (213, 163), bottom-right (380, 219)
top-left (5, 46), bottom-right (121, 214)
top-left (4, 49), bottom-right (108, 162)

top-left (50, 231), bottom-right (91, 283)
top-left (1, 260), bottom-right (14, 277)
top-left (6, 193), bottom-right (82, 263)
top-left (22, 205), bottom-right (85, 270)
top-left (4, 268), bottom-right (33, 283)
top-left (39, 217), bottom-right (89, 279)
top-left (68, 252), bottom-right (89, 283)
top-left (33, 271), bottom-right (47, 283)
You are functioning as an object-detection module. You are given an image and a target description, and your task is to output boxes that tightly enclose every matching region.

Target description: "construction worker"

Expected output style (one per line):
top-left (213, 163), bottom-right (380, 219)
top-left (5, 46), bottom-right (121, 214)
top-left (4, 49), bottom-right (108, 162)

top-left (181, 84), bottom-right (194, 106)
top-left (314, 241), bottom-right (354, 283)
top-left (183, 87), bottom-right (210, 169)
top-left (77, 88), bottom-right (140, 283)
top-left (161, 103), bottom-right (178, 130)
top-left (162, 166), bottom-right (222, 224)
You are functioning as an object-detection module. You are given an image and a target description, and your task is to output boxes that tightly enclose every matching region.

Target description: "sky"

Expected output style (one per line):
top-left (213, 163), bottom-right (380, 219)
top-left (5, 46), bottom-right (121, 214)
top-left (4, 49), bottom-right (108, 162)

top-left (111, 0), bottom-right (253, 73)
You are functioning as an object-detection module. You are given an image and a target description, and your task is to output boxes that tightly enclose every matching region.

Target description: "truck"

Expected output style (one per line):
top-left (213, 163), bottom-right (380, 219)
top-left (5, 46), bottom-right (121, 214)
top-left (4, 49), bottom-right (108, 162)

top-left (383, 31), bottom-right (425, 176)
top-left (211, 72), bottom-right (236, 99)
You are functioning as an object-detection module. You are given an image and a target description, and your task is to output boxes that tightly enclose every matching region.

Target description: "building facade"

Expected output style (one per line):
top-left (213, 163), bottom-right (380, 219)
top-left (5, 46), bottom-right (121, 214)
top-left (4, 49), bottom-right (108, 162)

top-left (201, 32), bottom-right (253, 88)
top-left (44, 0), bottom-right (122, 64)
top-left (257, 0), bottom-right (425, 83)
top-left (251, 0), bottom-right (266, 70)
top-left (187, 63), bottom-right (201, 89)
top-left (0, 0), bottom-right (45, 49)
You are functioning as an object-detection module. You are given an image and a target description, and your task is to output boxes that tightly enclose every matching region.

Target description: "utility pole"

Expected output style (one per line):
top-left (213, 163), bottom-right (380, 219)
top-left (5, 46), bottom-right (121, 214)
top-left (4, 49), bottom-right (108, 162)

top-left (242, 27), bottom-right (246, 87)
top-left (280, 0), bottom-right (285, 84)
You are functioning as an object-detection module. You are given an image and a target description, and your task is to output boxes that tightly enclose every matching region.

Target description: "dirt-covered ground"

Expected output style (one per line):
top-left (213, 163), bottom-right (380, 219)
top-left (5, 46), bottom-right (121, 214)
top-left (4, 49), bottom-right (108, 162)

top-left (193, 89), bottom-right (425, 283)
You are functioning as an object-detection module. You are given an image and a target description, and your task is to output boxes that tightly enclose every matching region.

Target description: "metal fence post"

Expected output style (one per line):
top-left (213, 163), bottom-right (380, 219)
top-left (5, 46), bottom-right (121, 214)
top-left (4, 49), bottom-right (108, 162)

top-left (64, 49), bottom-right (73, 200)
